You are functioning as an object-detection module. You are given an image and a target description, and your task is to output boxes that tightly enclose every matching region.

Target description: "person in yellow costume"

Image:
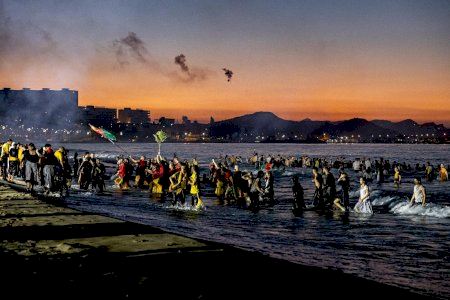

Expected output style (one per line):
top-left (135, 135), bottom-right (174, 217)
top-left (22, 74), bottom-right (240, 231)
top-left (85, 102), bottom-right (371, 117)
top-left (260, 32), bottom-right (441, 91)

top-left (54, 147), bottom-right (64, 167)
top-left (439, 164), bottom-right (448, 182)
top-left (54, 147), bottom-right (72, 194)
top-left (1, 139), bottom-right (12, 180)
top-left (393, 166), bottom-right (401, 188)
top-left (215, 173), bottom-right (225, 199)
top-left (149, 162), bottom-right (164, 195)
top-left (18, 144), bottom-right (25, 162)
top-left (189, 164), bottom-right (203, 209)
top-left (211, 159), bottom-right (225, 200)
top-left (169, 165), bottom-right (187, 205)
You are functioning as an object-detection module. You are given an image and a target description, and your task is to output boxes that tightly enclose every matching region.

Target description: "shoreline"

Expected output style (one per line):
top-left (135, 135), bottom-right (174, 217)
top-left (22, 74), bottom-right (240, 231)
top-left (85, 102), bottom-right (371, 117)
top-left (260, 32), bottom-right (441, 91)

top-left (0, 182), bottom-right (436, 299)
top-left (4, 140), bottom-right (449, 144)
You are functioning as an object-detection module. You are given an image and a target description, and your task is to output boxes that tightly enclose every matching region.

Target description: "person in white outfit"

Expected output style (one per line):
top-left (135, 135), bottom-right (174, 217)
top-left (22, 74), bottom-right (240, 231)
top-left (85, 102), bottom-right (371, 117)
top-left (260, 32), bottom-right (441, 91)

top-left (354, 177), bottom-right (373, 214)
top-left (410, 177), bottom-right (426, 207)
top-left (353, 158), bottom-right (361, 172)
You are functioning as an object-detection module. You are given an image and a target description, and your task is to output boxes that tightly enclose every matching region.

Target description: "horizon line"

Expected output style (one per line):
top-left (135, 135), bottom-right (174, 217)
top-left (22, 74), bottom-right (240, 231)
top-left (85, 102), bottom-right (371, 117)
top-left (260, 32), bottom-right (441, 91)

top-left (79, 105), bottom-right (449, 127)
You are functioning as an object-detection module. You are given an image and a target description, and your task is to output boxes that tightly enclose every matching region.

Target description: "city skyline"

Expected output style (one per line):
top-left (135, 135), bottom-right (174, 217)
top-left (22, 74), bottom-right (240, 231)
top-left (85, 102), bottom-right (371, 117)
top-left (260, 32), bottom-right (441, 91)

top-left (1, 0), bottom-right (449, 125)
top-left (2, 87), bottom-right (448, 126)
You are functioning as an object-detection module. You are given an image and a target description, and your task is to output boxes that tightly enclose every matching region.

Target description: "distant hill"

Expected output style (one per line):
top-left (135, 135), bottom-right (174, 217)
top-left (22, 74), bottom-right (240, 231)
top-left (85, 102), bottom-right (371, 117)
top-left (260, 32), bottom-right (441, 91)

top-left (296, 118), bottom-right (327, 136)
top-left (372, 119), bottom-right (447, 136)
top-left (209, 112), bottom-right (448, 142)
top-left (209, 112), bottom-right (326, 139)
top-left (311, 118), bottom-right (391, 138)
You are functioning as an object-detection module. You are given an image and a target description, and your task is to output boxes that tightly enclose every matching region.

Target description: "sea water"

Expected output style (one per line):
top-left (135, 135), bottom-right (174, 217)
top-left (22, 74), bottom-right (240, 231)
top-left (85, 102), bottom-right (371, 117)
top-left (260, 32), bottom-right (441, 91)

top-left (61, 143), bottom-right (449, 298)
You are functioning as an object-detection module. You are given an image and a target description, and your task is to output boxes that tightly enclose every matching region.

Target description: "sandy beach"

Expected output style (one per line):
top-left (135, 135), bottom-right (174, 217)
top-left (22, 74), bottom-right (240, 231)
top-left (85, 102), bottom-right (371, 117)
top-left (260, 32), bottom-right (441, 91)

top-left (0, 183), bottom-right (435, 299)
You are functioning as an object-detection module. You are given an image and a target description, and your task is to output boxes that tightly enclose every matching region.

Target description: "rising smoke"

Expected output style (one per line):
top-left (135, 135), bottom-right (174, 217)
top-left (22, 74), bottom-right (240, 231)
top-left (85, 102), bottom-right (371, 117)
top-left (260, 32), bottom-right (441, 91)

top-left (173, 53), bottom-right (210, 82)
top-left (112, 32), bottom-right (152, 67)
top-left (222, 68), bottom-right (233, 82)
top-left (0, 0), bottom-right (79, 132)
top-left (0, 1), bottom-right (58, 68)
top-left (0, 0), bottom-right (223, 137)
top-left (174, 54), bottom-right (189, 72)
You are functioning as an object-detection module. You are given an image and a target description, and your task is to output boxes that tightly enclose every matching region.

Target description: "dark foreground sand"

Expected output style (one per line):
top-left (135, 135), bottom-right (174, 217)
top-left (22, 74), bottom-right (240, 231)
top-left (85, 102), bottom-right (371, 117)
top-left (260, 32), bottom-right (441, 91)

top-left (0, 183), bottom-right (433, 299)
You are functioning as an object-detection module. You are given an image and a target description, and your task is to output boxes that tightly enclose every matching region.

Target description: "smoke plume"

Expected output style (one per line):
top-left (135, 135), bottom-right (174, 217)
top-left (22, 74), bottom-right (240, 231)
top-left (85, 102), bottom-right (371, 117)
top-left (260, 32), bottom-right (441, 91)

top-left (222, 68), bottom-right (233, 82)
top-left (110, 35), bottom-right (210, 83)
top-left (173, 53), bottom-right (210, 82)
top-left (0, 0), bottom-right (80, 132)
top-left (112, 32), bottom-right (157, 68)
top-left (0, 1), bottom-right (59, 69)
top-left (174, 54), bottom-right (189, 72)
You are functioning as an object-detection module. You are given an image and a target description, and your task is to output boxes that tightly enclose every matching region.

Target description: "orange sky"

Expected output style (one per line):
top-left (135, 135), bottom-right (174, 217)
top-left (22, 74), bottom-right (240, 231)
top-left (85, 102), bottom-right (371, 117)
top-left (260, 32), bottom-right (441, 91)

top-left (72, 55), bottom-right (450, 124)
top-left (1, 45), bottom-right (449, 125)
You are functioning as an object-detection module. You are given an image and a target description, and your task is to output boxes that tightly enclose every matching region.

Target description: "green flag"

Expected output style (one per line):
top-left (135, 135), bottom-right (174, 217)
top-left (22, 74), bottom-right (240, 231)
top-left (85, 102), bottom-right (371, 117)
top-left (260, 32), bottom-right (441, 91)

top-left (153, 130), bottom-right (167, 144)
top-left (89, 124), bottom-right (117, 141)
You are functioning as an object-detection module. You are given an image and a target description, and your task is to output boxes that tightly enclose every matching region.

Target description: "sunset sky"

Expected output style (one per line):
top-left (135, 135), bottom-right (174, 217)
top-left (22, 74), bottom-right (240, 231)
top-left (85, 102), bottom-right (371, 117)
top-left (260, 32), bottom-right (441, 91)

top-left (0, 0), bottom-right (449, 124)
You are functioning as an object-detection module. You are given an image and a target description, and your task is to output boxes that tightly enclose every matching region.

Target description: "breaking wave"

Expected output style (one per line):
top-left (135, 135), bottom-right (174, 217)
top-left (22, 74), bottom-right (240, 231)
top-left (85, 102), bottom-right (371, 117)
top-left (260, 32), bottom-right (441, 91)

top-left (371, 194), bottom-right (450, 218)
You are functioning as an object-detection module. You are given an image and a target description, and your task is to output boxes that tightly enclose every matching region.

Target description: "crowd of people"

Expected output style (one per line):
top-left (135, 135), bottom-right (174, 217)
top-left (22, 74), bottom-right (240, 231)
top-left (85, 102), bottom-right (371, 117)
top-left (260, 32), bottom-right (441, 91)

top-left (1, 139), bottom-right (72, 194)
top-left (204, 153), bottom-right (448, 213)
top-left (1, 139), bottom-right (448, 214)
top-left (0, 139), bottom-right (104, 196)
top-left (111, 154), bottom-right (203, 208)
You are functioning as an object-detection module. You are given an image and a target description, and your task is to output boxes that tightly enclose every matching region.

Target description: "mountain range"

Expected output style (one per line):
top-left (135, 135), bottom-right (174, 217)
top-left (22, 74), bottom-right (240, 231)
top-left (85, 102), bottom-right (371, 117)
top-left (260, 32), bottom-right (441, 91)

top-left (209, 112), bottom-right (449, 141)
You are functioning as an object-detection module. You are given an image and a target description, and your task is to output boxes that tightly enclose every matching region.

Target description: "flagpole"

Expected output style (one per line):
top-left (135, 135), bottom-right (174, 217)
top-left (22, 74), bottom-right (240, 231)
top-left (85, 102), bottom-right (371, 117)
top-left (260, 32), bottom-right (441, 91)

top-left (108, 139), bottom-right (130, 157)
top-left (89, 124), bottom-right (131, 157)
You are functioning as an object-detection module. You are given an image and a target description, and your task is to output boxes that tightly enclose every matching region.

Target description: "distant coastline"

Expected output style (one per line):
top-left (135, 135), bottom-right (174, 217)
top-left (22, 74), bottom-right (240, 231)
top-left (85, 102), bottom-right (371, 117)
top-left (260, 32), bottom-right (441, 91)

top-left (1, 111), bottom-right (448, 144)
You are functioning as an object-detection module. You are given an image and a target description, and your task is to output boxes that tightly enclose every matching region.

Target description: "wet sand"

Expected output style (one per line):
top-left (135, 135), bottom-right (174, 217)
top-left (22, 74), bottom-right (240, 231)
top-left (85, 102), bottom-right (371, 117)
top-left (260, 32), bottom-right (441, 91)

top-left (0, 183), bottom-right (434, 299)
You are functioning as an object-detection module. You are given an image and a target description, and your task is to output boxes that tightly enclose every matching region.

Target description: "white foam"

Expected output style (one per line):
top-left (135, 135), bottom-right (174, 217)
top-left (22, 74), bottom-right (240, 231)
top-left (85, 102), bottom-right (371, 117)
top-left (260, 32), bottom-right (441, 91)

top-left (370, 189), bottom-right (383, 198)
top-left (390, 201), bottom-right (450, 218)
top-left (70, 184), bottom-right (82, 191)
top-left (370, 192), bottom-right (450, 218)
top-left (46, 192), bottom-right (62, 198)
top-left (371, 195), bottom-right (400, 206)
top-left (79, 191), bottom-right (93, 197)
top-left (281, 171), bottom-right (294, 176)
top-left (165, 202), bottom-right (206, 212)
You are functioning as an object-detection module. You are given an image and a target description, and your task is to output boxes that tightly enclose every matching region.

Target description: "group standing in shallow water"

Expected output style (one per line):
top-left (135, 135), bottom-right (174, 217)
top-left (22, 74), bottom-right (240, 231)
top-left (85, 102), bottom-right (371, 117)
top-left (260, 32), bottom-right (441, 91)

top-left (0, 139), bottom-right (449, 214)
top-left (111, 154), bottom-right (204, 209)
top-left (218, 153), bottom-right (448, 214)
